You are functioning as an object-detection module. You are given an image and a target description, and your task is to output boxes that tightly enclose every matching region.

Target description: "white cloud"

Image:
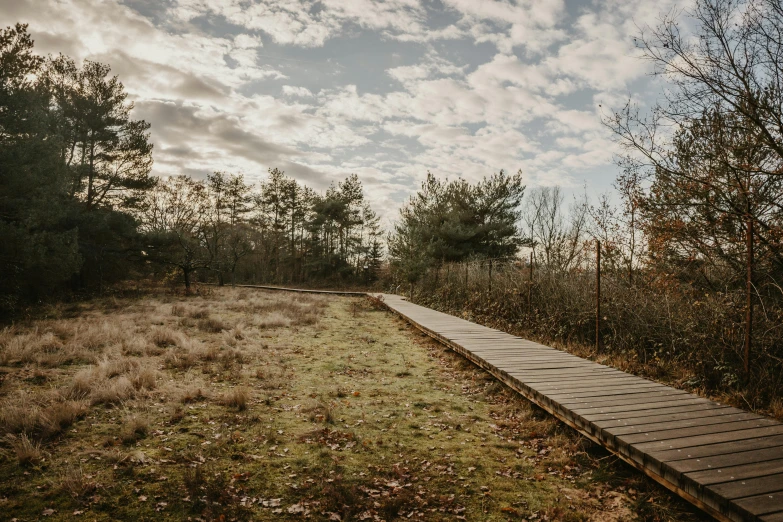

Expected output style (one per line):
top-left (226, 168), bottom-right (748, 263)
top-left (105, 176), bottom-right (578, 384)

top-left (387, 53), bottom-right (466, 84)
top-left (0, 0), bottom-right (681, 219)
top-left (282, 85), bottom-right (314, 97)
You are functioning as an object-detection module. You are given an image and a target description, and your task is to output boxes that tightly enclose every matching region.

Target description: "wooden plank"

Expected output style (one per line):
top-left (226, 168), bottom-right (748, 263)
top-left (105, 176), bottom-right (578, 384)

top-left (609, 411), bottom-right (764, 436)
top-left (572, 396), bottom-right (714, 416)
top-left (686, 458), bottom-right (783, 485)
top-left (732, 491), bottom-right (783, 516)
top-left (505, 367), bottom-right (619, 377)
top-left (530, 378), bottom-right (652, 392)
top-left (592, 405), bottom-right (741, 428)
top-left (708, 473), bottom-right (783, 500)
top-left (619, 418), bottom-right (780, 445)
top-left (633, 425), bottom-right (783, 453)
top-left (670, 446), bottom-right (783, 474)
top-left (554, 388), bottom-right (688, 405)
top-left (584, 403), bottom-right (733, 424)
top-left (542, 384), bottom-right (669, 400)
top-left (647, 434), bottom-right (783, 463)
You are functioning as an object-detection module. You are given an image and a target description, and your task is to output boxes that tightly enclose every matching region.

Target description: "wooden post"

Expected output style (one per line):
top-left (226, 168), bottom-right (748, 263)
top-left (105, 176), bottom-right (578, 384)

top-left (528, 251), bottom-right (533, 313)
top-left (465, 262), bottom-right (468, 289)
top-left (745, 216), bottom-right (753, 377)
top-left (596, 240), bottom-right (601, 353)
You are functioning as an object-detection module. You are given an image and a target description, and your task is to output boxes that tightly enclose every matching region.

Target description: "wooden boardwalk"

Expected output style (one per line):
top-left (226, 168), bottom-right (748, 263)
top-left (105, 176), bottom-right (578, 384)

top-left (375, 293), bottom-right (783, 522)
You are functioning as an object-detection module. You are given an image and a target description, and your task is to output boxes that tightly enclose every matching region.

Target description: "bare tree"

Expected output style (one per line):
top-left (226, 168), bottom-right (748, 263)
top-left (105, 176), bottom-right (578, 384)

top-left (139, 176), bottom-right (210, 290)
top-left (523, 187), bottom-right (589, 272)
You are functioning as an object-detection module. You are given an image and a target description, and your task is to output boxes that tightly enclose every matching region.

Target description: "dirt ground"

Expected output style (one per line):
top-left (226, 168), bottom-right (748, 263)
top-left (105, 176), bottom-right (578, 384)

top-left (0, 287), bottom-right (710, 521)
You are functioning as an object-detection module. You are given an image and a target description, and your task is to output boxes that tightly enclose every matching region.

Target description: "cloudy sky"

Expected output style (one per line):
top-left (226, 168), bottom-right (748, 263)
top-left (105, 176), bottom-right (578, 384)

top-left (1, 0), bottom-right (684, 220)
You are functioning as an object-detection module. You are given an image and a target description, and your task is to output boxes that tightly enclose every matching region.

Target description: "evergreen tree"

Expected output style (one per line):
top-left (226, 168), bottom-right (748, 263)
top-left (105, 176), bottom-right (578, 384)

top-left (389, 170), bottom-right (526, 278)
top-left (0, 24), bottom-right (81, 310)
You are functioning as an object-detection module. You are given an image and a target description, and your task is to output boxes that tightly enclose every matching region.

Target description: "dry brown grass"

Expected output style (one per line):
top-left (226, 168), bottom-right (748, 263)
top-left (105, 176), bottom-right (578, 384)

top-left (771, 398), bottom-right (783, 421)
top-left (179, 386), bottom-right (208, 404)
top-left (90, 375), bottom-right (134, 406)
top-left (255, 311), bottom-right (290, 329)
top-left (163, 347), bottom-right (198, 370)
top-left (59, 465), bottom-right (98, 499)
top-left (198, 316), bottom-right (229, 333)
top-left (149, 326), bottom-right (181, 348)
top-left (305, 400), bottom-right (335, 424)
top-left (44, 400), bottom-right (89, 434)
top-left (219, 386), bottom-right (250, 411)
top-left (120, 414), bottom-right (149, 444)
top-left (130, 365), bottom-right (158, 391)
top-left (5, 433), bottom-right (42, 466)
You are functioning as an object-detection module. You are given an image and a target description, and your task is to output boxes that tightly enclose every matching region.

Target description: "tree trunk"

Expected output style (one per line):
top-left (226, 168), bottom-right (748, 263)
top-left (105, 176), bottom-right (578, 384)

top-left (87, 138), bottom-right (95, 209)
top-left (183, 267), bottom-right (192, 290)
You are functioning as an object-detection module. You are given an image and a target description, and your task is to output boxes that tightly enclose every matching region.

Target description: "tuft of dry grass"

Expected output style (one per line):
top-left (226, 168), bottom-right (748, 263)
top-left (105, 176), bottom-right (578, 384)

top-left (255, 311), bottom-right (290, 329)
top-left (0, 393), bottom-right (85, 440)
top-left (5, 433), bottom-right (42, 466)
top-left (130, 365), bottom-right (158, 391)
top-left (44, 400), bottom-right (88, 434)
top-left (188, 308), bottom-right (210, 319)
top-left (149, 326), bottom-right (181, 348)
top-left (90, 376), bottom-right (134, 406)
top-left (305, 400), bottom-right (334, 424)
top-left (199, 344), bottom-right (220, 362)
top-left (179, 386), bottom-right (207, 404)
top-left (220, 386), bottom-right (250, 411)
top-left (163, 348), bottom-right (197, 370)
top-left (59, 465), bottom-right (98, 499)
top-left (771, 398), bottom-right (783, 421)
top-left (121, 337), bottom-right (150, 356)
top-left (198, 316), bottom-right (229, 333)
top-left (120, 414), bottom-right (149, 444)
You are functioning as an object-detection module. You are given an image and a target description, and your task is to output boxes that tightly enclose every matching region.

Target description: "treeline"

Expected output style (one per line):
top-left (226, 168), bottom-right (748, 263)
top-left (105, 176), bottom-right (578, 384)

top-left (391, 0), bottom-right (783, 413)
top-left (140, 169), bottom-right (383, 289)
top-left (0, 24), bottom-right (382, 313)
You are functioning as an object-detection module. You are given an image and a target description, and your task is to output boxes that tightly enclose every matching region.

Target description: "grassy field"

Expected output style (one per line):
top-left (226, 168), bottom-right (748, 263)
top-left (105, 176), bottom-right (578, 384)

top-left (0, 287), bottom-right (709, 521)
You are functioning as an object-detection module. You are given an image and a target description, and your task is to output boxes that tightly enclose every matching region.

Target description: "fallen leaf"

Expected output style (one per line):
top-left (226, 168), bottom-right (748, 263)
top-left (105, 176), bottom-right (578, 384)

top-left (288, 503), bottom-right (309, 514)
